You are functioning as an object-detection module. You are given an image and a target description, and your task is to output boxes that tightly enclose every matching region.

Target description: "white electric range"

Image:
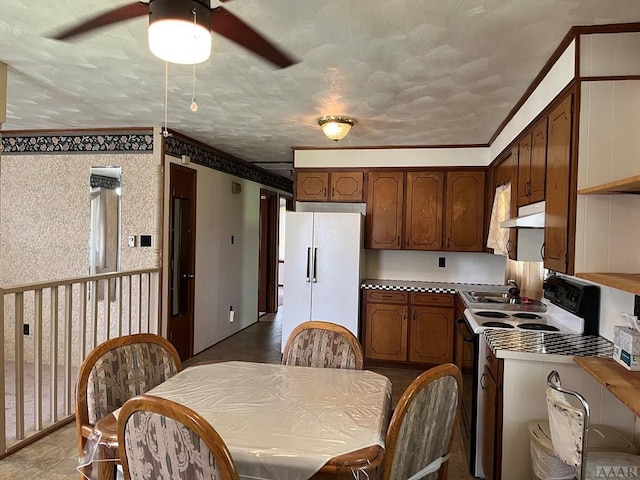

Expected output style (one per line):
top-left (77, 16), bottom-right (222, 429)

top-left (461, 275), bottom-right (602, 478)
top-left (463, 300), bottom-right (585, 334)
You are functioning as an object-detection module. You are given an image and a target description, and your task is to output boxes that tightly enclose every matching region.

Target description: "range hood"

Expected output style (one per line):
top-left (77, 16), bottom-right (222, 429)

top-left (500, 201), bottom-right (545, 228)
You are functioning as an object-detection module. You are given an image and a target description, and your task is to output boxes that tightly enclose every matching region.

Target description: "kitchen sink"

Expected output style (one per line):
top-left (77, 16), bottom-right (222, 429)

top-left (461, 291), bottom-right (519, 304)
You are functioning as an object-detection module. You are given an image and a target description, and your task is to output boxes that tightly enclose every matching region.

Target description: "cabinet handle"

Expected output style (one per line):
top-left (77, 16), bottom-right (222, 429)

top-left (332, 187), bottom-right (335, 197)
top-left (506, 240), bottom-right (512, 252)
top-left (447, 238), bottom-right (451, 248)
top-left (540, 242), bottom-right (546, 260)
top-left (324, 187), bottom-right (327, 197)
top-left (381, 294), bottom-right (393, 298)
top-left (312, 247), bottom-right (318, 283)
top-left (305, 247), bottom-right (311, 283)
top-left (397, 236), bottom-right (400, 246)
top-left (480, 373), bottom-right (487, 389)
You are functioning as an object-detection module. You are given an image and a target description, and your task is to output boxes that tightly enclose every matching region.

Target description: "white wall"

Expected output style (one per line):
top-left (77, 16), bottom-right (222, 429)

top-left (164, 155), bottom-right (265, 355)
top-left (490, 40), bottom-right (576, 160)
top-left (580, 32), bottom-right (640, 77)
top-left (294, 147), bottom-right (490, 168)
top-left (365, 250), bottom-right (506, 284)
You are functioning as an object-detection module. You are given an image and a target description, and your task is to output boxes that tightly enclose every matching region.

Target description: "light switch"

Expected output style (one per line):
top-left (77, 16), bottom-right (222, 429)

top-left (128, 235), bottom-right (136, 247)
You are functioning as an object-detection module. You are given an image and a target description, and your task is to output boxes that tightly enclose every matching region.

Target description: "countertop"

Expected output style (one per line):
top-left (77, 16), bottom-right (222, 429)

top-left (484, 330), bottom-right (613, 364)
top-left (361, 279), bottom-right (544, 312)
top-left (361, 279), bottom-right (509, 295)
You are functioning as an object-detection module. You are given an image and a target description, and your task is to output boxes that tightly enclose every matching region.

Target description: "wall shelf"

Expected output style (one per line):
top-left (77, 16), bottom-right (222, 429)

top-left (578, 174), bottom-right (640, 195)
top-left (575, 272), bottom-right (640, 295)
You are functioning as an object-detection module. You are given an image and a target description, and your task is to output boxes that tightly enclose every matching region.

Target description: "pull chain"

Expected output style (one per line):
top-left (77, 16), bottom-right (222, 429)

top-left (162, 61), bottom-right (170, 137)
top-left (190, 8), bottom-right (198, 112)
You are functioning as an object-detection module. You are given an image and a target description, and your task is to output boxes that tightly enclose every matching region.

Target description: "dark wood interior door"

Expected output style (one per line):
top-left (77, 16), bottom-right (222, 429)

top-left (168, 164), bottom-right (196, 361)
top-left (258, 190), bottom-right (278, 315)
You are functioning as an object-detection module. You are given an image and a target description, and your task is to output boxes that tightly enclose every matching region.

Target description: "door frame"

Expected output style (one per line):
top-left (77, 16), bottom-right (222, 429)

top-left (258, 189), bottom-right (279, 315)
top-left (167, 163), bottom-right (197, 360)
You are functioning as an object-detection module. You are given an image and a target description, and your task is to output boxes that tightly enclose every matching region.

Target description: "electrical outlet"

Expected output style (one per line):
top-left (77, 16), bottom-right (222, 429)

top-left (23, 324), bottom-right (29, 335)
top-left (438, 257), bottom-right (446, 268)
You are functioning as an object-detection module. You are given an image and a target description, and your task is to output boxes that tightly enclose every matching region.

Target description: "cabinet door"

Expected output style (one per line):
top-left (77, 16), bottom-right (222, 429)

top-left (409, 306), bottom-right (453, 364)
top-left (296, 172), bottom-right (329, 201)
top-left (517, 131), bottom-right (532, 207)
top-left (544, 95), bottom-right (573, 273)
top-left (481, 367), bottom-right (499, 480)
top-left (529, 117), bottom-right (548, 204)
top-left (366, 172), bottom-right (404, 249)
top-left (330, 171), bottom-right (364, 202)
top-left (404, 172), bottom-right (444, 250)
top-left (364, 303), bottom-right (408, 361)
top-left (494, 147), bottom-right (519, 259)
top-left (444, 171), bottom-right (485, 251)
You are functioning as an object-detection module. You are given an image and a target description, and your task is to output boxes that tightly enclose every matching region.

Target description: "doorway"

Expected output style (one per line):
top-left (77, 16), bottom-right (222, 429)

top-left (258, 190), bottom-right (278, 317)
top-left (168, 164), bottom-right (197, 361)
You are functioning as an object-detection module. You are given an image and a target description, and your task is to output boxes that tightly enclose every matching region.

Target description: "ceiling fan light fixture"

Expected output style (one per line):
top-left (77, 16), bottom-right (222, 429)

top-left (318, 116), bottom-right (356, 142)
top-left (148, 19), bottom-right (211, 64)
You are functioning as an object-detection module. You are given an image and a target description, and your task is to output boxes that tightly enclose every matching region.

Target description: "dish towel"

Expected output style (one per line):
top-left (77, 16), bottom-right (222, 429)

top-left (486, 181), bottom-right (511, 256)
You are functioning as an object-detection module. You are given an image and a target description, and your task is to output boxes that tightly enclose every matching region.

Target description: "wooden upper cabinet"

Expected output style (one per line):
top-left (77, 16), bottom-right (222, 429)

top-left (296, 172), bottom-right (329, 201)
top-left (517, 132), bottom-right (532, 207)
top-left (329, 171), bottom-right (364, 202)
top-left (529, 118), bottom-right (548, 204)
top-left (494, 147), bottom-right (518, 259)
top-left (404, 172), bottom-right (444, 250)
top-left (544, 94), bottom-right (573, 273)
top-left (366, 172), bottom-right (404, 249)
top-left (445, 171), bottom-right (485, 252)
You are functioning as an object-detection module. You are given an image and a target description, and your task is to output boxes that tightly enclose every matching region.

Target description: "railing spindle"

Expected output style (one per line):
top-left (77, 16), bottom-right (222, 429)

top-left (91, 280), bottom-right (98, 348)
top-left (80, 282), bottom-right (87, 360)
top-left (117, 276), bottom-right (123, 337)
top-left (50, 287), bottom-right (59, 423)
top-left (128, 275), bottom-right (133, 334)
top-left (138, 274), bottom-right (143, 334)
top-left (64, 285), bottom-right (73, 415)
top-left (0, 288), bottom-right (6, 455)
top-left (34, 289), bottom-right (43, 431)
top-left (104, 279), bottom-right (111, 340)
top-left (14, 292), bottom-right (24, 440)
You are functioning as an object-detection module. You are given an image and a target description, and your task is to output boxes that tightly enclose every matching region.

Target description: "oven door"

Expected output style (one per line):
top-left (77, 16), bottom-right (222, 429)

top-left (455, 316), bottom-right (478, 472)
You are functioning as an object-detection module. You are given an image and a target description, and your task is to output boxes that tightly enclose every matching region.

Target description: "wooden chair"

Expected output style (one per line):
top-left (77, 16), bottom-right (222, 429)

top-left (546, 370), bottom-right (640, 480)
top-left (282, 320), bottom-right (364, 370)
top-left (118, 395), bottom-right (239, 480)
top-left (75, 334), bottom-right (182, 470)
top-left (382, 363), bottom-right (462, 480)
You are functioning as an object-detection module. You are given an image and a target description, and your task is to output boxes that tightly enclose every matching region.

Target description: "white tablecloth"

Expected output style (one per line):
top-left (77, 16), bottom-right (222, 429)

top-left (122, 361), bottom-right (392, 480)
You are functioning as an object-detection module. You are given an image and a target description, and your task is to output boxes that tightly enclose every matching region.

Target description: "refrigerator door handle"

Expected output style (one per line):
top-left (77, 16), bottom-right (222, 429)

top-left (306, 247), bottom-right (311, 283)
top-left (312, 247), bottom-right (318, 283)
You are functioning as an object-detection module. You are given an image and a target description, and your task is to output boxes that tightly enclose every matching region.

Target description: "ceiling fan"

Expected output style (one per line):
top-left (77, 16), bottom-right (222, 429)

top-left (52, 0), bottom-right (297, 68)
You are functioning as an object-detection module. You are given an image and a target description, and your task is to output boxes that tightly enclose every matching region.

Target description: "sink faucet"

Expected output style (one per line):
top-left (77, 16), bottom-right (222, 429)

top-left (507, 279), bottom-right (520, 298)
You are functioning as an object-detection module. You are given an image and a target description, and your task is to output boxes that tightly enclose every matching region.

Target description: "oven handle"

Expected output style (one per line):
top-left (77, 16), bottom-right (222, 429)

top-left (456, 319), bottom-right (475, 343)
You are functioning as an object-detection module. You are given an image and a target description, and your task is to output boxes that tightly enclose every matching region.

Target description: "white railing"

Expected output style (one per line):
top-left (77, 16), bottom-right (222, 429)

top-left (0, 268), bottom-right (160, 457)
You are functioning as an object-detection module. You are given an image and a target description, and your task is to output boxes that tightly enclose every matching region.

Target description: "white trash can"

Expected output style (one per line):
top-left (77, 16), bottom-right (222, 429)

top-left (529, 421), bottom-right (637, 480)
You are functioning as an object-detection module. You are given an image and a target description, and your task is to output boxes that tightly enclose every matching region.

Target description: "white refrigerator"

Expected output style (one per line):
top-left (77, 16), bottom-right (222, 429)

top-left (281, 212), bottom-right (364, 352)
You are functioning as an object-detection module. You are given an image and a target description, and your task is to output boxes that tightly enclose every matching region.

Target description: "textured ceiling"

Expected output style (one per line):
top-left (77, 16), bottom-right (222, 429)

top-left (1, 1), bottom-right (640, 178)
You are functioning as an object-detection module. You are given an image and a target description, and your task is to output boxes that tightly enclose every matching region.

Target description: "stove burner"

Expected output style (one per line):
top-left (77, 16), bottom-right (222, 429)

top-left (482, 321), bottom-right (514, 328)
top-left (475, 311), bottom-right (509, 318)
top-left (518, 323), bottom-right (560, 332)
top-left (512, 313), bottom-right (543, 320)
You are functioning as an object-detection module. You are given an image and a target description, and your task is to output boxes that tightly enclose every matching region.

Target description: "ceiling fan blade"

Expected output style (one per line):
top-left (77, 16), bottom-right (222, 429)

top-left (52, 2), bottom-right (150, 40)
top-left (210, 6), bottom-right (297, 68)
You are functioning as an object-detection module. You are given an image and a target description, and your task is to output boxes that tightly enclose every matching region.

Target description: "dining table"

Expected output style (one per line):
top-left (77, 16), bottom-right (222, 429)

top-left (85, 361), bottom-right (393, 480)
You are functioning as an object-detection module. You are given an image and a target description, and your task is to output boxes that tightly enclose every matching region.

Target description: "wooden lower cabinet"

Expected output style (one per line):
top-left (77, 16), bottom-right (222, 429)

top-left (363, 290), bottom-right (454, 366)
top-left (409, 306), bottom-right (453, 363)
top-left (481, 348), bottom-right (503, 480)
top-left (364, 302), bottom-right (408, 361)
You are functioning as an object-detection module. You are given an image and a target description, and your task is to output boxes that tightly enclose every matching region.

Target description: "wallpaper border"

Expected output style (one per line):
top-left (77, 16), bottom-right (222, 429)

top-left (164, 133), bottom-right (293, 193)
top-left (1, 131), bottom-right (154, 154)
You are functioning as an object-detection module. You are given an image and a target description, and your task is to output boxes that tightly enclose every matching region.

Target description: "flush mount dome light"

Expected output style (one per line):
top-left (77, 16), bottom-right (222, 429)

top-left (148, 1), bottom-right (212, 64)
top-left (317, 116), bottom-right (356, 142)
